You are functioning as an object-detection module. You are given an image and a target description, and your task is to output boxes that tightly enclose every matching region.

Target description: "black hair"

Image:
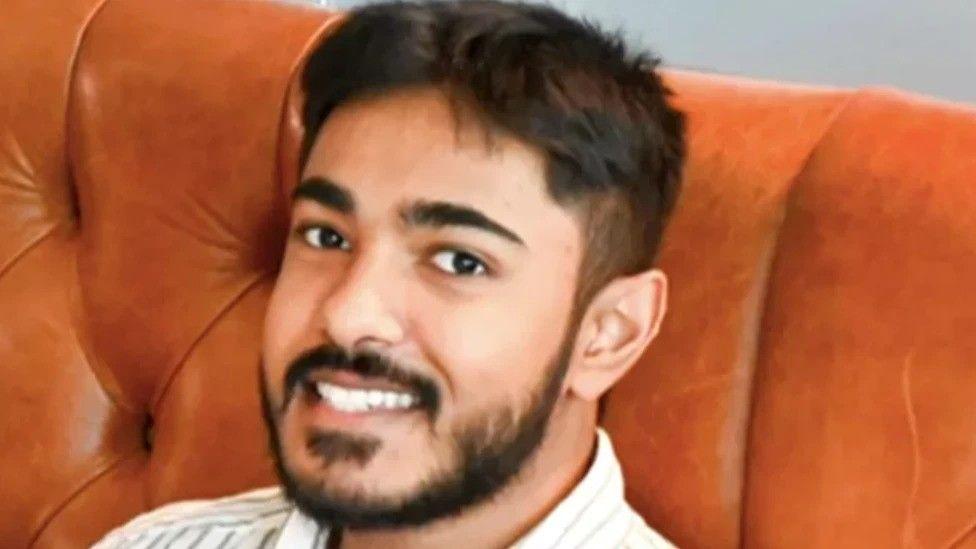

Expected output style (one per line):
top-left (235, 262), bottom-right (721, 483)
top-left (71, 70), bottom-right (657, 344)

top-left (302, 0), bottom-right (685, 306)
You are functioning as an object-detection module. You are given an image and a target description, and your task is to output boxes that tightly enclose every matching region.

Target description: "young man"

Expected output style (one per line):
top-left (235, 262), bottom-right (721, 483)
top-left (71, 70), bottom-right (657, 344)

top-left (95, 1), bottom-right (685, 547)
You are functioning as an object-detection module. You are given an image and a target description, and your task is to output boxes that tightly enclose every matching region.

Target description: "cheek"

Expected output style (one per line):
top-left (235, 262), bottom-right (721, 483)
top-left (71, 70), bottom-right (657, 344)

top-left (262, 262), bottom-right (325, 387)
top-left (417, 273), bottom-right (577, 404)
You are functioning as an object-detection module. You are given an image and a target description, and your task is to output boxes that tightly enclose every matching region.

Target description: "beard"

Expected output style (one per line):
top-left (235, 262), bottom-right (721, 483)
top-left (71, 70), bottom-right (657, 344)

top-left (259, 334), bottom-right (574, 531)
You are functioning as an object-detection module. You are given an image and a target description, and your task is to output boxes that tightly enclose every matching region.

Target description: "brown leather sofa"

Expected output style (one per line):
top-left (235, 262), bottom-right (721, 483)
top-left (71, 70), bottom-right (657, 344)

top-left (2, 0), bottom-right (975, 547)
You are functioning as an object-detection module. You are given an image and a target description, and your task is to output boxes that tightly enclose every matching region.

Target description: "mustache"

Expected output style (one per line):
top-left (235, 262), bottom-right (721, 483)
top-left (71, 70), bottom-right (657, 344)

top-left (283, 344), bottom-right (441, 415)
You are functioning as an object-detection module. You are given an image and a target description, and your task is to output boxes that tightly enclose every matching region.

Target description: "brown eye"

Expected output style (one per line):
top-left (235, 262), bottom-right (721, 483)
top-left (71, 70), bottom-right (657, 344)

top-left (301, 226), bottom-right (351, 251)
top-left (430, 249), bottom-right (487, 277)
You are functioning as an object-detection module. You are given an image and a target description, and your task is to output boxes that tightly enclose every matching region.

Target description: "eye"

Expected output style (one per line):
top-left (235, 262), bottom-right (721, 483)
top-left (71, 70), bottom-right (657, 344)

top-left (430, 249), bottom-right (488, 277)
top-left (299, 225), bottom-right (351, 251)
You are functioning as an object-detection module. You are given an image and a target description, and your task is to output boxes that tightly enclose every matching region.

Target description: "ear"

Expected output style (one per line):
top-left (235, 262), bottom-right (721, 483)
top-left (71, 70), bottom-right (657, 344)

top-left (567, 269), bottom-right (668, 402)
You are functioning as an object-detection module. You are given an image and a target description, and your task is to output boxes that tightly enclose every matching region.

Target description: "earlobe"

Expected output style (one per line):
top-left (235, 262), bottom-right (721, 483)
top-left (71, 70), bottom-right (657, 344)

top-left (569, 269), bottom-right (668, 402)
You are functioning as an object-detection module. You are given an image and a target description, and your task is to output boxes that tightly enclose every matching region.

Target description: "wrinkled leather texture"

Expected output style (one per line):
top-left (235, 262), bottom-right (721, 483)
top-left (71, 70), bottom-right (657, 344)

top-left (1, 1), bottom-right (974, 548)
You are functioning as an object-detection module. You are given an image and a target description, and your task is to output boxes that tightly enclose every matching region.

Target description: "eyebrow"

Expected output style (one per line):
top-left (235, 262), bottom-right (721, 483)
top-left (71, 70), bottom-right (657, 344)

top-left (293, 176), bottom-right (355, 214)
top-left (401, 200), bottom-right (526, 246)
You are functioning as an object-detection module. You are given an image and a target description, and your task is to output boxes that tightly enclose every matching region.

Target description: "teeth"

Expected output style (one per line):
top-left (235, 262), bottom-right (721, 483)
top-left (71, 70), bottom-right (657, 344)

top-left (315, 382), bottom-right (418, 413)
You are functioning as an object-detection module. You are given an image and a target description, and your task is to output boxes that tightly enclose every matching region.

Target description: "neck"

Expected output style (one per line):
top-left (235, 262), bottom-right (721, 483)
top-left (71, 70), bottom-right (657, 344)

top-left (338, 402), bottom-right (597, 549)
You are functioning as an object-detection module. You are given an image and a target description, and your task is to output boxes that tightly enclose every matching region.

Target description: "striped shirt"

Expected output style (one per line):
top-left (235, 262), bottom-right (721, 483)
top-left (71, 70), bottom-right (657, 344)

top-left (92, 429), bottom-right (675, 548)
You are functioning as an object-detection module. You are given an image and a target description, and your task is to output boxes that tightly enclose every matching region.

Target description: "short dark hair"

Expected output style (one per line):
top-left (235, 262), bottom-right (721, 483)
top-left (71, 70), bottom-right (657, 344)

top-left (302, 0), bottom-right (685, 307)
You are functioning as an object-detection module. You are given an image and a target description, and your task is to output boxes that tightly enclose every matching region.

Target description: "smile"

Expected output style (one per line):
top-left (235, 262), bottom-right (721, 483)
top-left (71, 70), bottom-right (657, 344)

top-left (313, 381), bottom-right (420, 413)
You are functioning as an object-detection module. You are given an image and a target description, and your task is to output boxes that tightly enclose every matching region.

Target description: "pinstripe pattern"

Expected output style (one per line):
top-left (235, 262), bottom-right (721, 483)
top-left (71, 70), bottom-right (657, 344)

top-left (91, 488), bottom-right (296, 549)
top-left (91, 430), bottom-right (673, 548)
top-left (512, 430), bottom-right (675, 549)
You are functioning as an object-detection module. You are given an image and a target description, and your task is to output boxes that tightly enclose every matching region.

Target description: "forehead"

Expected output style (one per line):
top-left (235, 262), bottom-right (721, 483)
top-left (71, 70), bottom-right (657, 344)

top-left (300, 87), bottom-right (580, 248)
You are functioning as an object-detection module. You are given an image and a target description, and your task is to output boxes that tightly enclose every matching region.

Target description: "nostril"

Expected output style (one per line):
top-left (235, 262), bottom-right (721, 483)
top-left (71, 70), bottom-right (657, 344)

top-left (142, 415), bottom-right (154, 452)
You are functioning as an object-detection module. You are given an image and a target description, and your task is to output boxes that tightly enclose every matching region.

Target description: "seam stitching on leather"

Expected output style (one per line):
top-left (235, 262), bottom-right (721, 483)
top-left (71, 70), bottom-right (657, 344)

top-left (735, 88), bottom-right (864, 549)
top-left (54, 0), bottom-right (142, 432)
top-left (0, 222), bottom-right (61, 279)
top-left (148, 271), bottom-right (276, 413)
top-left (902, 355), bottom-right (921, 548)
top-left (946, 516), bottom-right (976, 549)
top-left (70, 267), bottom-right (144, 417)
top-left (27, 451), bottom-right (145, 548)
top-left (62, 0), bottom-right (113, 228)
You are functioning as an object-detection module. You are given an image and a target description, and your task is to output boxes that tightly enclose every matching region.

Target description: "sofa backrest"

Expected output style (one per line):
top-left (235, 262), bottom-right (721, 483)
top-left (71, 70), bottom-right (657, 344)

top-left (2, 1), bottom-right (974, 547)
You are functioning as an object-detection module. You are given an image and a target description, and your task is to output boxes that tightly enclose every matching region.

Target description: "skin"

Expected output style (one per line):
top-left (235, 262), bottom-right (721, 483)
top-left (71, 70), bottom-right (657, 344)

top-left (262, 86), bottom-right (668, 549)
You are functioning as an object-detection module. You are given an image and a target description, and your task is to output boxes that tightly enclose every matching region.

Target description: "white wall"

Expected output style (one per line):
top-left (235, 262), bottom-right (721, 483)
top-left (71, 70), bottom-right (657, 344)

top-left (321, 0), bottom-right (976, 103)
top-left (556, 0), bottom-right (976, 103)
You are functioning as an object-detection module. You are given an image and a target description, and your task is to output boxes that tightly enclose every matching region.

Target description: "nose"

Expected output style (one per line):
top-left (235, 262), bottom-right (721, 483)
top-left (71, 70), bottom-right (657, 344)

top-left (317, 246), bottom-right (405, 351)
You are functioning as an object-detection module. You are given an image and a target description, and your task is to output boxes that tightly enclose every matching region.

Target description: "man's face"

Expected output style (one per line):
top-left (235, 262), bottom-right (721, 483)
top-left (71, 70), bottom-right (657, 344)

top-left (261, 87), bottom-right (584, 527)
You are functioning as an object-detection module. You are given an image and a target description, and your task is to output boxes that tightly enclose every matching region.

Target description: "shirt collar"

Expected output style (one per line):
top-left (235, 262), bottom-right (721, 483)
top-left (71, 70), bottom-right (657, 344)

top-left (276, 508), bottom-right (325, 548)
top-left (510, 428), bottom-right (626, 549)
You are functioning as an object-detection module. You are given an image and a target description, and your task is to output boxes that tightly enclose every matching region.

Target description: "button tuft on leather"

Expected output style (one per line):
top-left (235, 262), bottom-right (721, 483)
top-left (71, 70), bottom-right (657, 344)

top-left (142, 415), bottom-right (154, 452)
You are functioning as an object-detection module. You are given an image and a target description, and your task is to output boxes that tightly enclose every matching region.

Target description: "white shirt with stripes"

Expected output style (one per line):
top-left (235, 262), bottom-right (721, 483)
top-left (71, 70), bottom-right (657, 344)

top-left (92, 429), bottom-right (675, 548)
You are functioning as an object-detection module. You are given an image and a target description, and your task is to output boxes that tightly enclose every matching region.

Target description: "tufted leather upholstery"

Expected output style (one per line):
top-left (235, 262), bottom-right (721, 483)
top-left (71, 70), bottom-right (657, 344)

top-left (2, 1), bottom-right (974, 547)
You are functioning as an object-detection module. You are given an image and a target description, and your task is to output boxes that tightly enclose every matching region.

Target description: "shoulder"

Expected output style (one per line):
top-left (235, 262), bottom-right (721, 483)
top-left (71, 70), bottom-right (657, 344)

top-left (92, 486), bottom-right (293, 548)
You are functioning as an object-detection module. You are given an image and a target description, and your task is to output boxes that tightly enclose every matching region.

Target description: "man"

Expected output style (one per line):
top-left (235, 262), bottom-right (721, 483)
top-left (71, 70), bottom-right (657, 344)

top-left (95, 0), bottom-right (685, 547)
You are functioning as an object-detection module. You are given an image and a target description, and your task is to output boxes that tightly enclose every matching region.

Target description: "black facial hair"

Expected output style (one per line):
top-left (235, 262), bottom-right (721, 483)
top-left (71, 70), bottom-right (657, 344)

top-left (260, 334), bottom-right (575, 530)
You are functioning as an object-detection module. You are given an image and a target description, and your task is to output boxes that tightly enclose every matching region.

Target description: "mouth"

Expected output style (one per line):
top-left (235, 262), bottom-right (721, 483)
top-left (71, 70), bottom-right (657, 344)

top-left (301, 369), bottom-right (424, 416)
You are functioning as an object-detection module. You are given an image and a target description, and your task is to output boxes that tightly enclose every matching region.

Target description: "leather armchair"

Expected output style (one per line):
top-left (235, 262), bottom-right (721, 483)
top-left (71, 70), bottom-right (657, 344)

top-left (2, 0), bottom-right (974, 547)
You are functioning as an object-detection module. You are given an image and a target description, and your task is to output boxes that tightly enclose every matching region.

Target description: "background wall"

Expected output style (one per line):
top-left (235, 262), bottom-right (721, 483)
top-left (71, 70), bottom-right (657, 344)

top-left (318, 0), bottom-right (976, 103)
